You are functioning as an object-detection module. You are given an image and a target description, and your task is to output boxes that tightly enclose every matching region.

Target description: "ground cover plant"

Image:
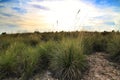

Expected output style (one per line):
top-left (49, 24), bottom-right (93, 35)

top-left (0, 31), bottom-right (120, 80)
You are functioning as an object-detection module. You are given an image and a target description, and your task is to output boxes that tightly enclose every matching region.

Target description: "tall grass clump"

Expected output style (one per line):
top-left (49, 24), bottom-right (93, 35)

top-left (82, 35), bottom-right (94, 54)
top-left (21, 35), bottom-right (40, 46)
top-left (0, 40), bottom-right (58, 79)
top-left (107, 34), bottom-right (120, 64)
top-left (50, 39), bottom-right (88, 80)
top-left (82, 33), bottom-right (107, 54)
top-left (0, 40), bottom-right (10, 53)
top-left (0, 42), bottom-right (41, 80)
top-left (0, 42), bottom-right (27, 79)
top-left (92, 34), bottom-right (107, 52)
top-left (21, 47), bottom-right (40, 80)
top-left (35, 41), bottom-right (57, 72)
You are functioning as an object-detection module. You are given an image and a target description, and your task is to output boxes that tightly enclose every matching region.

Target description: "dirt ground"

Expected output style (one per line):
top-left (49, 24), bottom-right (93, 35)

top-left (82, 52), bottom-right (120, 80)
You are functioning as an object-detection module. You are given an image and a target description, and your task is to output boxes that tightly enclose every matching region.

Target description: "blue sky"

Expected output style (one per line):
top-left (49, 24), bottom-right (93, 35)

top-left (0, 0), bottom-right (120, 33)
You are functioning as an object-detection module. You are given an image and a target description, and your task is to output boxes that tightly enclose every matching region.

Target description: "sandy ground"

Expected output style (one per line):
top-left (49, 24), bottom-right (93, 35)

top-left (82, 52), bottom-right (120, 80)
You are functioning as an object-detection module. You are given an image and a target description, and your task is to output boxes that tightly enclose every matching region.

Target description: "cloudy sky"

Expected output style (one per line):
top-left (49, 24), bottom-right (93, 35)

top-left (0, 0), bottom-right (120, 33)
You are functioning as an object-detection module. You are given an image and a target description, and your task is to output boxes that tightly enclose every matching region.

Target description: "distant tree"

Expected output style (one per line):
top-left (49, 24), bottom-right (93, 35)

top-left (34, 31), bottom-right (40, 34)
top-left (1, 32), bottom-right (7, 35)
top-left (101, 31), bottom-right (109, 35)
top-left (112, 30), bottom-right (115, 32)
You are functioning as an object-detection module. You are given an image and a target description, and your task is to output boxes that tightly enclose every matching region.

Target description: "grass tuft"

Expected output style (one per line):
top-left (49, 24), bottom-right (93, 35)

top-left (50, 39), bottom-right (88, 80)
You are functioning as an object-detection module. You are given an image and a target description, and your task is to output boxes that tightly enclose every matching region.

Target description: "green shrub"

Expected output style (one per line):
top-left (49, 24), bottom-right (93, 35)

top-left (21, 47), bottom-right (41, 80)
top-left (92, 35), bottom-right (107, 52)
top-left (50, 39), bottom-right (88, 80)
top-left (82, 34), bottom-right (107, 54)
top-left (0, 42), bottom-right (27, 79)
top-left (107, 35), bottom-right (120, 63)
top-left (0, 40), bottom-right (10, 53)
top-left (36, 41), bottom-right (57, 71)
top-left (82, 36), bottom-right (94, 54)
top-left (0, 42), bottom-right (41, 80)
top-left (22, 38), bottom-right (40, 46)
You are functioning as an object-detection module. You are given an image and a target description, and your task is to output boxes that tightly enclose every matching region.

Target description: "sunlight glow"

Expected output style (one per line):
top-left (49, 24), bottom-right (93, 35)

top-left (28, 0), bottom-right (102, 31)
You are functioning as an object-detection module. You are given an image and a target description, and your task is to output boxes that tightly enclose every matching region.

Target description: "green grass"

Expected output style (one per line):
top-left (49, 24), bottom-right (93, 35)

top-left (50, 38), bottom-right (88, 80)
top-left (107, 34), bottom-right (120, 64)
top-left (0, 31), bottom-right (120, 80)
top-left (0, 42), bottom-right (41, 80)
top-left (36, 41), bottom-right (57, 71)
top-left (0, 40), bottom-right (59, 80)
top-left (0, 42), bottom-right (27, 79)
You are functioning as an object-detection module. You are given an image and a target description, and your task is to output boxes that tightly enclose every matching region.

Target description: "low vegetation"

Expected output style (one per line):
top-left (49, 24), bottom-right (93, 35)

top-left (50, 39), bottom-right (88, 80)
top-left (0, 31), bottom-right (120, 80)
top-left (107, 33), bottom-right (120, 64)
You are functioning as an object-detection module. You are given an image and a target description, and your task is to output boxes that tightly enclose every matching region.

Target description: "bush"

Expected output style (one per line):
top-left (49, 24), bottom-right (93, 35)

top-left (0, 42), bottom-right (40, 80)
top-left (107, 35), bottom-right (120, 63)
top-left (0, 40), bottom-right (10, 53)
top-left (92, 35), bottom-right (107, 52)
top-left (0, 42), bottom-right (27, 79)
top-left (50, 39), bottom-right (88, 80)
top-left (21, 47), bottom-right (40, 80)
top-left (35, 41), bottom-right (57, 72)
top-left (82, 34), bottom-right (107, 54)
top-left (82, 36), bottom-right (94, 54)
top-left (22, 38), bottom-right (40, 46)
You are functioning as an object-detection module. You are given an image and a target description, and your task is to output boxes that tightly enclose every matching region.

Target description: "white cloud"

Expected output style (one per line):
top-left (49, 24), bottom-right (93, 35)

top-left (0, 0), bottom-right (120, 33)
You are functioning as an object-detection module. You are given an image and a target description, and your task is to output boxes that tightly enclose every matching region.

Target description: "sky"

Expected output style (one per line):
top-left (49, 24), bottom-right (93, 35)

top-left (0, 0), bottom-right (120, 33)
